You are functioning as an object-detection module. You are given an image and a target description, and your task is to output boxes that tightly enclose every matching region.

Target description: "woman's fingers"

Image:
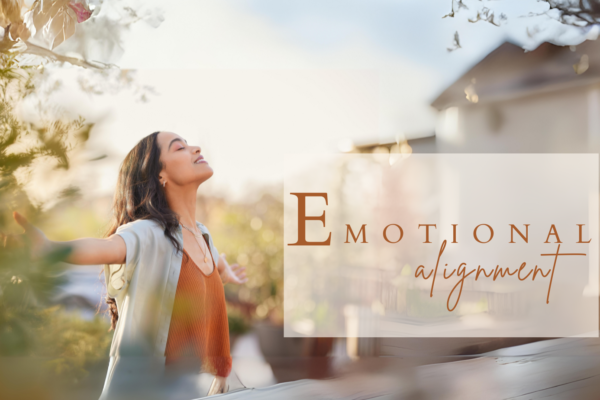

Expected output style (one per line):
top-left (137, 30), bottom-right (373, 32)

top-left (218, 260), bottom-right (248, 285)
top-left (234, 269), bottom-right (247, 283)
top-left (13, 212), bottom-right (38, 242)
top-left (13, 211), bottom-right (30, 233)
top-left (0, 232), bottom-right (24, 249)
top-left (228, 267), bottom-right (247, 284)
top-left (0, 232), bottom-right (8, 248)
top-left (232, 265), bottom-right (246, 275)
top-left (8, 212), bottom-right (49, 259)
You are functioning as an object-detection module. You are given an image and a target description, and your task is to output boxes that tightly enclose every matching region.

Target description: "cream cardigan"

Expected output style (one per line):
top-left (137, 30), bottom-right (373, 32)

top-left (99, 218), bottom-right (220, 400)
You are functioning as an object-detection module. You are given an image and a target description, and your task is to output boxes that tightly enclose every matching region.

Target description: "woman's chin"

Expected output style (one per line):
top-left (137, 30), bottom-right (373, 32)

top-left (198, 168), bottom-right (214, 182)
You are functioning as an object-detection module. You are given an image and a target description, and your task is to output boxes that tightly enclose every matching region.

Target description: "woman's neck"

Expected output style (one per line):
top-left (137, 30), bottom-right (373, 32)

top-left (165, 183), bottom-right (199, 228)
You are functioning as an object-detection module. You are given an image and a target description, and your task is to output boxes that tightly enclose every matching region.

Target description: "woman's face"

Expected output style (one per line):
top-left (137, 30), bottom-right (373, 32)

top-left (156, 131), bottom-right (213, 187)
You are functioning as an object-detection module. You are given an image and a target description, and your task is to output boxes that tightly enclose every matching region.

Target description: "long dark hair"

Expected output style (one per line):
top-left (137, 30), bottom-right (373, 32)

top-left (102, 131), bottom-right (183, 331)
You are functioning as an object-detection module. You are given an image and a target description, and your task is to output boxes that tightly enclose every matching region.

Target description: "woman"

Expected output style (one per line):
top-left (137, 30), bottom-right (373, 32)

top-left (11, 131), bottom-right (248, 399)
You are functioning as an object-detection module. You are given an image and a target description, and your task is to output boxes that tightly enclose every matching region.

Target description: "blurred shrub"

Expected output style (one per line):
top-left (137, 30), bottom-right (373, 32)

top-left (227, 305), bottom-right (252, 336)
top-left (0, 51), bottom-right (111, 389)
top-left (198, 187), bottom-right (284, 325)
top-left (38, 306), bottom-right (111, 382)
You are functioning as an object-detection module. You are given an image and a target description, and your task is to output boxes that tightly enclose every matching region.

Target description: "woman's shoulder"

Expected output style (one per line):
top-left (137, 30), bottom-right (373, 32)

top-left (116, 218), bottom-right (165, 235)
top-left (196, 221), bottom-right (216, 238)
top-left (196, 221), bottom-right (209, 232)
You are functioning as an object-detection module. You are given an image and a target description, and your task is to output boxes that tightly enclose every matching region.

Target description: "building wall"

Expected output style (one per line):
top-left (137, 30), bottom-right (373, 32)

top-left (436, 83), bottom-right (599, 153)
top-left (376, 84), bottom-right (600, 359)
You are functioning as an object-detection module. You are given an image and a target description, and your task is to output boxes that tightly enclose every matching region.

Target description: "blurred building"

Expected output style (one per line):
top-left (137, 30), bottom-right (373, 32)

top-left (354, 38), bottom-right (600, 155)
top-left (433, 39), bottom-right (600, 153)
top-left (344, 39), bottom-right (600, 359)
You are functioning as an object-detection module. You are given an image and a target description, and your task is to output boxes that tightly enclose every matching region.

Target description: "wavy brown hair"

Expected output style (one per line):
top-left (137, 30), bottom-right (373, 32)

top-left (101, 131), bottom-right (183, 331)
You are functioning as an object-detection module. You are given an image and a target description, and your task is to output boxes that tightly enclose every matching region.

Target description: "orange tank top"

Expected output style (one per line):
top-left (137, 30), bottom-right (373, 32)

top-left (164, 247), bottom-right (232, 378)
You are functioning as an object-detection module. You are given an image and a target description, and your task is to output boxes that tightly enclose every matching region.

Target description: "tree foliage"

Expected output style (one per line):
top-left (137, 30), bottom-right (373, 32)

top-left (447, 0), bottom-right (600, 27)
top-left (0, 52), bottom-right (110, 389)
top-left (444, 0), bottom-right (600, 51)
top-left (200, 188), bottom-right (284, 325)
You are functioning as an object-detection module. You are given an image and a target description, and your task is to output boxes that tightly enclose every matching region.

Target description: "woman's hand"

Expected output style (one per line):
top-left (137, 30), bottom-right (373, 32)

top-left (217, 253), bottom-right (247, 285)
top-left (2, 211), bottom-right (127, 266)
top-left (207, 375), bottom-right (229, 395)
top-left (1, 211), bottom-right (51, 260)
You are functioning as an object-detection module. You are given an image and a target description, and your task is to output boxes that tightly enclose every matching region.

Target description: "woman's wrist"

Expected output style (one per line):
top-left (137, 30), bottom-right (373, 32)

top-left (219, 270), bottom-right (229, 285)
top-left (35, 238), bottom-right (56, 260)
top-left (208, 375), bottom-right (228, 395)
top-left (45, 239), bottom-right (74, 260)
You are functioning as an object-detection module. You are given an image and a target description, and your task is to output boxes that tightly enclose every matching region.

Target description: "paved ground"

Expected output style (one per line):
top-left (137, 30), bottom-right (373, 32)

top-left (228, 331), bottom-right (277, 389)
top-left (219, 334), bottom-right (600, 399)
top-left (8, 329), bottom-right (594, 399)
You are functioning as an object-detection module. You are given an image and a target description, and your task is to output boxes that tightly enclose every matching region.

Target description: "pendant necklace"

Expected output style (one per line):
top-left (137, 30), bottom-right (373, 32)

top-left (181, 222), bottom-right (209, 264)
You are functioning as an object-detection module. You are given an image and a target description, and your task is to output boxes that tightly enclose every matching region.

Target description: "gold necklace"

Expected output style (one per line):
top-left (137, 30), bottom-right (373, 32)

top-left (181, 223), bottom-right (209, 264)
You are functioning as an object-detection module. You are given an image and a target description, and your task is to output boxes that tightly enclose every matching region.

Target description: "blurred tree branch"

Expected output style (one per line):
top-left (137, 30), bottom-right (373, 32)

top-left (200, 187), bottom-right (284, 325)
top-left (0, 48), bottom-right (108, 387)
top-left (446, 0), bottom-right (600, 27)
top-left (444, 0), bottom-right (600, 50)
top-left (0, 0), bottom-right (164, 70)
top-left (0, 1), bottom-right (161, 391)
top-left (544, 0), bottom-right (600, 26)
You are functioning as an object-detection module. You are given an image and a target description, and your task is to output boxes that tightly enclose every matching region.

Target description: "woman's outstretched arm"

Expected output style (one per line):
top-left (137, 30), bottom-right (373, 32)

top-left (6, 211), bottom-right (126, 265)
top-left (216, 253), bottom-right (247, 285)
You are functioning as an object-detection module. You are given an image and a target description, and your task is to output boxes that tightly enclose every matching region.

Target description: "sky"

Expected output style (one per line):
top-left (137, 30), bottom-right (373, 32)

top-left (26, 0), bottom-right (597, 204)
